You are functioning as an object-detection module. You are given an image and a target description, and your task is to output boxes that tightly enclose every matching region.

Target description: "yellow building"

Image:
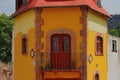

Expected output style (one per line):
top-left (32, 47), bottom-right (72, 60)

top-left (12, 0), bottom-right (110, 80)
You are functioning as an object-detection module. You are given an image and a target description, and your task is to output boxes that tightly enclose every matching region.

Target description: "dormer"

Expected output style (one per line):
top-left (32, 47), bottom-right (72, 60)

top-left (93, 0), bottom-right (101, 7)
top-left (16, 0), bottom-right (28, 10)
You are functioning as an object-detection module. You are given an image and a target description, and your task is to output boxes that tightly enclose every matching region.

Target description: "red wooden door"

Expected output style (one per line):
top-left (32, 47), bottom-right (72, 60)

top-left (51, 34), bottom-right (71, 69)
top-left (45, 78), bottom-right (80, 80)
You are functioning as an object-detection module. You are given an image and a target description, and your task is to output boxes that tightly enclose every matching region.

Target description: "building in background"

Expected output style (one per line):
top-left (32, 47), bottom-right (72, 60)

top-left (108, 34), bottom-right (120, 80)
top-left (12, 0), bottom-right (110, 80)
top-left (118, 37), bottom-right (120, 80)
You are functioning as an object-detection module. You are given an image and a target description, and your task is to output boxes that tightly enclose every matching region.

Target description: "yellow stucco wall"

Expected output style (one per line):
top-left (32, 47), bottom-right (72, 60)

top-left (41, 7), bottom-right (83, 78)
top-left (87, 9), bottom-right (108, 80)
top-left (14, 7), bottom-right (83, 80)
top-left (14, 10), bottom-right (36, 80)
top-left (13, 6), bottom-right (108, 80)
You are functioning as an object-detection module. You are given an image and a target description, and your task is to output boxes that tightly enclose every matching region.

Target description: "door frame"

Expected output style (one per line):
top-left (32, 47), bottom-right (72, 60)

top-left (46, 29), bottom-right (76, 70)
top-left (51, 34), bottom-right (71, 69)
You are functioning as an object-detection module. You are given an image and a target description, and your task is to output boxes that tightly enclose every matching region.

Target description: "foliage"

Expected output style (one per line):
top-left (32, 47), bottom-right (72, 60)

top-left (108, 14), bottom-right (120, 37)
top-left (109, 29), bottom-right (119, 37)
top-left (115, 25), bottom-right (120, 36)
top-left (108, 14), bottom-right (120, 29)
top-left (0, 13), bottom-right (13, 63)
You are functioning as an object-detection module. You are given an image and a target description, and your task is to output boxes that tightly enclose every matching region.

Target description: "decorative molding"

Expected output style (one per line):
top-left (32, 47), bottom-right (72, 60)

top-left (39, 31), bottom-right (44, 38)
top-left (34, 8), bottom-right (44, 80)
top-left (40, 43), bottom-right (44, 50)
top-left (46, 29), bottom-right (76, 70)
top-left (95, 32), bottom-right (104, 56)
top-left (80, 6), bottom-right (88, 80)
top-left (96, 32), bottom-right (103, 37)
top-left (21, 34), bottom-right (28, 55)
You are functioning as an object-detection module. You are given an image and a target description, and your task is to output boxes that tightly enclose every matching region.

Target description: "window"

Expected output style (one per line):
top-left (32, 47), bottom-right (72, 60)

top-left (28, 0), bottom-right (32, 3)
top-left (16, 0), bottom-right (23, 10)
top-left (63, 35), bottom-right (70, 52)
top-left (51, 36), bottom-right (59, 52)
top-left (112, 40), bottom-right (117, 52)
top-left (96, 36), bottom-right (103, 55)
top-left (93, 0), bottom-right (101, 7)
top-left (23, 0), bottom-right (28, 5)
top-left (95, 74), bottom-right (99, 80)
top-left (22, 35), bottom-right (28, 54)
top-left (97, 0), bottom-right (101, 7)
top-left (16, 0), bottom-right (28, 10)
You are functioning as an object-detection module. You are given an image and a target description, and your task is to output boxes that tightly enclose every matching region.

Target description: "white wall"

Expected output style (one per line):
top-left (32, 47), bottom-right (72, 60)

top-left (118, 38), bottom-right (120, 80)
top-left (108, 34), bottom-right (119, 80)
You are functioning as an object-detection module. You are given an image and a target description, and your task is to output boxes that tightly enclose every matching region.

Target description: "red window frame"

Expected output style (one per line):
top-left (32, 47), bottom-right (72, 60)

top-left (96, 36), bottom-right (103, 55)
top-left (22, 34), bottom-right (28, 55)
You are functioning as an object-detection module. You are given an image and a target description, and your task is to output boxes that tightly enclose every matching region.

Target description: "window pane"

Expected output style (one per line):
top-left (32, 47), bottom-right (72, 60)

top-left (112, 40), bottom-right (117, 51)
top-left (63, 35), bottom-right (70, 52)
top-left (52, 36), bottom-right (59, 52)
top-left (115, 41), bottom-right (117, 50)
top-left (22, 37), bottom-right (27, 54)
top-left (96, 36), bottom-right (103, 54)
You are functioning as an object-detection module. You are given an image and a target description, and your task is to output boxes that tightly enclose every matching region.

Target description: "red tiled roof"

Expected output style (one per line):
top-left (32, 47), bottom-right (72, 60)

top-left (12, 0), bottom-right (111, 18)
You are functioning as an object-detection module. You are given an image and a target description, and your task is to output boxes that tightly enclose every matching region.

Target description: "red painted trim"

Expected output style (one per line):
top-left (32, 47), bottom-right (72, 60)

top-left (40, 70), bottom-right (81, 72)
top-left (22, 34), bottom-right (28, 55)
top-left (45, 78), bottom-right (80, 80)
top-left (95, 35), bottom-right (104, 56)
top-left (41, 72), bottom-right (45, 80)
top-left (34, 8), bottom-right (43, 80)
top-left (40, 70), bottom-right (82, 80)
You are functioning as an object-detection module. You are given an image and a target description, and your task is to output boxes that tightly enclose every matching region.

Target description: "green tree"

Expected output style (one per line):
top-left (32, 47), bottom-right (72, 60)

top-left (0, 13), bottom-right (13, 63)
top-left (109, 29), bottom-right (119, 37)
top-left (116, 25), bottom-right (120, 37)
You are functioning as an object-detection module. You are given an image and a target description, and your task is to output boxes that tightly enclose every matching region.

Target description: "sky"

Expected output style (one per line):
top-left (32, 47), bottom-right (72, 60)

top-left (101, 0), bottom-right (120, 14)
top-left (0, 0), bottom-right (15, 15)
top-left (0, 0), bottom-right (120, 15)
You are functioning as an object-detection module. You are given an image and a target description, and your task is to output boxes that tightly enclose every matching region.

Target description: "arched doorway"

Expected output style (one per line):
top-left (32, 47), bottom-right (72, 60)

top-left (51, 34), bottom-right (71, 69)
top-left (46, 29), bottom-right (76, 70)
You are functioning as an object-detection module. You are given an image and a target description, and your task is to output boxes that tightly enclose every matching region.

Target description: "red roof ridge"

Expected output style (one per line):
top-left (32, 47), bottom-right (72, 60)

top-left (12, 0), bottom-right (111, 18)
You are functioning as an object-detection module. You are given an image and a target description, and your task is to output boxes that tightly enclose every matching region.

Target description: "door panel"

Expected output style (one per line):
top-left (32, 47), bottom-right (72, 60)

top-left (51, 34), bottom-right (71, 69)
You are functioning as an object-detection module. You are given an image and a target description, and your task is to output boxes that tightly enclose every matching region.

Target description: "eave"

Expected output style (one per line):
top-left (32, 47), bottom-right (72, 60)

top-left (11, 0), bottom-right (111, 18)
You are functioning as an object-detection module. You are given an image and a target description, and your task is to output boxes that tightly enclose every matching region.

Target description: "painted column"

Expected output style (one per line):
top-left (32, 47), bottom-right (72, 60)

top-left (80, 6), bottom-right (88, 80)
top-left (34, 8), bottom-right (44, 80)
